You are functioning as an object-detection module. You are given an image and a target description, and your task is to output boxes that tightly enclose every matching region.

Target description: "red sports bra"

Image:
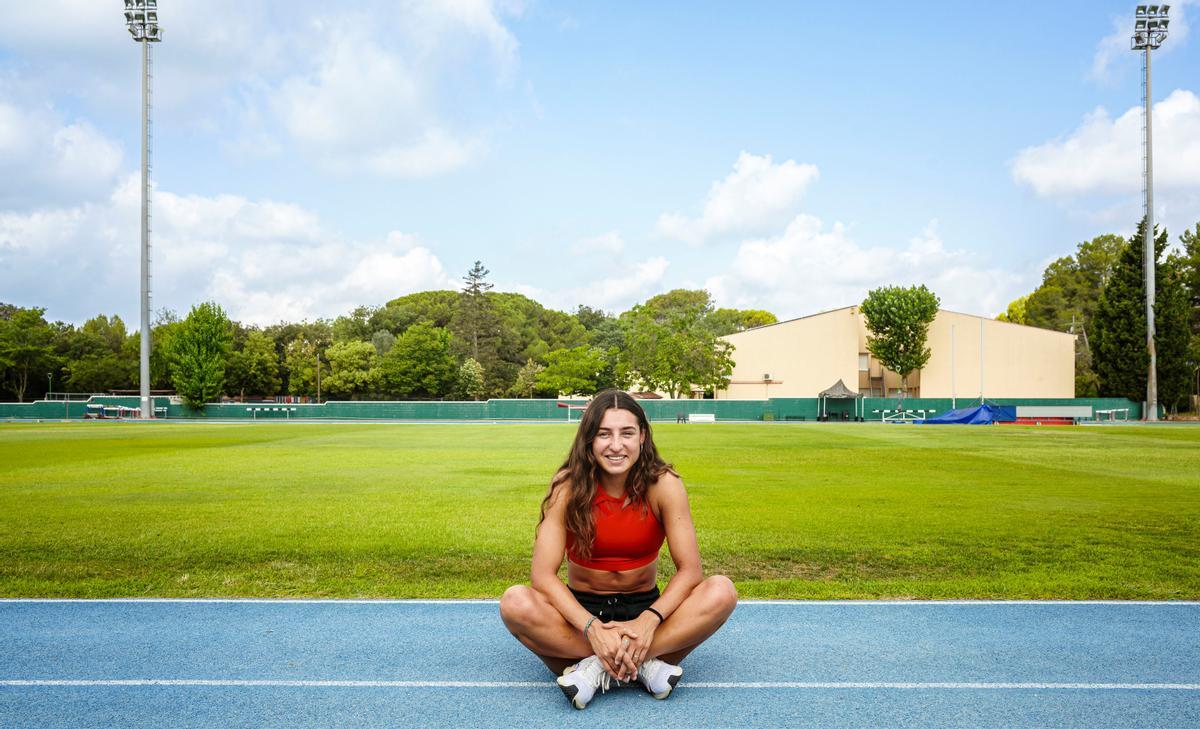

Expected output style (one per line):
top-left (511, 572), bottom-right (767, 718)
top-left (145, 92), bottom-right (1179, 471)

top-left (567, 488), bottom-right (666, 571)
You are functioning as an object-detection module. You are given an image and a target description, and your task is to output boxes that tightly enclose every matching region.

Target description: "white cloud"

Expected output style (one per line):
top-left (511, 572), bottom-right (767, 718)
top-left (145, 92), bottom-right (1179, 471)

top-left (579, 257), bottom-right (670, 310)
top-left (1012, 89), bottom-right (1200, 197)
top-left (704, 217), bottom-right (1025, 320)
top-left (1089, 18), bottom-right (1129, 82)
top-left (571, 231), bottom-right (625, 257)
top-left (364, 130), bottom-right (481, 177)
top-left (0, 176), bottom-right (456, 325)
top-left (510, 255), bottom-right (670, 314)
top-left (272, 28), bottom-right (423, 149)
top-left (656, 152), bottom-right (819, 245)
top-left (256, 1), bottom-right (518, 176)
top-left (0, 1), bottom-right (522, 179)
top-left (0, 103), bottom-right (122, 209)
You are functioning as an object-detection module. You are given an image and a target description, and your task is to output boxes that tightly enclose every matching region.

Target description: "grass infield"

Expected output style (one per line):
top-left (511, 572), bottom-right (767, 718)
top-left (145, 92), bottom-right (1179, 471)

top-left (1, 421), bottom-right (1197, 600)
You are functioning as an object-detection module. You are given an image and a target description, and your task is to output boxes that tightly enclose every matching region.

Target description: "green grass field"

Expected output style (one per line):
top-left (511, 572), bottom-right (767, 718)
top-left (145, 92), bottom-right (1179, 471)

top-left (1, 421), bottom-right (1198, 599)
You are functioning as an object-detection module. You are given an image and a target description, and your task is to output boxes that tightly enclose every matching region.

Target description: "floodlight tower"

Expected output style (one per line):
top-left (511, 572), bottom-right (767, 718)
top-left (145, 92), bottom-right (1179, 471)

top-left (1132, 5), bottom-right (1168, 421)
top-left (124, 1), bottom-right (162, 419)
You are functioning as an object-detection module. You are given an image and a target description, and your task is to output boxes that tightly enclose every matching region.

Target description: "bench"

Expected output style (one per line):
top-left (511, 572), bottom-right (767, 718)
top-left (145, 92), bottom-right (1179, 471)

top-left (687, 413), bottom-right (716, 423)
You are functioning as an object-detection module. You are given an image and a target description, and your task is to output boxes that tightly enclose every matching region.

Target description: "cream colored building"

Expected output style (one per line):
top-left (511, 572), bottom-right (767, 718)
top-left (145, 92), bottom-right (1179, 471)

top-left (716, 306), bottom-right (1075, 399)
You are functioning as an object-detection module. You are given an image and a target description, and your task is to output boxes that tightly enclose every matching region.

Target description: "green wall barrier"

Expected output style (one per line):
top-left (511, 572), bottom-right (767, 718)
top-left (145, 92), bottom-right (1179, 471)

top-left (0, 400), bottom-right (87, 419)
top-left (638, 399), bottom-right (772, 422)
top-left (0, 396), bottom-right (1147, 422)
top-left (488, 399), bottom-right (587, 420)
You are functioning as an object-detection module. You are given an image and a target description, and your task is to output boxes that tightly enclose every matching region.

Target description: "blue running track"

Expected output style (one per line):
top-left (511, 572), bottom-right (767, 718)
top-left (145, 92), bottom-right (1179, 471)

top-left (2, 599), bottom-right (1198, 727)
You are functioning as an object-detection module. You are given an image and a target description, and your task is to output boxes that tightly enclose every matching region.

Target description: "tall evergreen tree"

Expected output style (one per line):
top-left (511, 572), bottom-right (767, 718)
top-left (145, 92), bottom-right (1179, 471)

top-left (1158, 255), bottom-right (1192, 414)
top-left (1180, 222), bottom-right (1200, 327)
top-left (1093, 220), bottom-right (1190, 410)
top-left (1018, 234), bottom-right (1123, 395)
top-left (1178, 222), bottom-right (1200, 409)
top-left (457, 261), bottom-right (496, 362)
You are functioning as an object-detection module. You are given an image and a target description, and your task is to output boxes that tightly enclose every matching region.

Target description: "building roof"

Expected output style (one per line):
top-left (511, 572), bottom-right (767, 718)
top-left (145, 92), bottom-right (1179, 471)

top-left (723, 305), bottom-right (1074, 339)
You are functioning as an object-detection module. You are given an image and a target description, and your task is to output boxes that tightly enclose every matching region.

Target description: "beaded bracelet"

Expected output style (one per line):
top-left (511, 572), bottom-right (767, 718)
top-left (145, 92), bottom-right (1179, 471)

top-left (582, 616), bottom-right (598, 638)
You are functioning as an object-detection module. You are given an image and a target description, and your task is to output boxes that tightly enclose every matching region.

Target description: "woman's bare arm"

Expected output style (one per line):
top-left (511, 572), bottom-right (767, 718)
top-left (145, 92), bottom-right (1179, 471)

top-left (647, 471), bottom-right (704, 619)
top-left (530, 478), bottom-right (593, 632)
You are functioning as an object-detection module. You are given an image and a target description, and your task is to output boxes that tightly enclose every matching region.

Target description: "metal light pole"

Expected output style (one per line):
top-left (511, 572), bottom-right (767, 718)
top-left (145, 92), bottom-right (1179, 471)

top-left (1132, 4), bottom-right (1168, 421)
top-left (124, 1), bottom-right (162, 419)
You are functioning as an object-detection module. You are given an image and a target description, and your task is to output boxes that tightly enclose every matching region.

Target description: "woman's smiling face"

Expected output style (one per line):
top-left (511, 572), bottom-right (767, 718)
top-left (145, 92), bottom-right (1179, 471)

top-left (591, 407), bottom-right (644, 479)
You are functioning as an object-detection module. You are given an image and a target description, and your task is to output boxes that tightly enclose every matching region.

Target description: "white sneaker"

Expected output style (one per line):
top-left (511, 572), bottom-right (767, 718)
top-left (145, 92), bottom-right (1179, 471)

top-left (637, 657), bottom-right (683, 700)
top-left (555, 655), bottom-right (611, 710)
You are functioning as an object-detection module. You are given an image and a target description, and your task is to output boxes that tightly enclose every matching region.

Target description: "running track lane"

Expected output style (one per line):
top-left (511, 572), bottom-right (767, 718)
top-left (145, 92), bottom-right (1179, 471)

top-left (1, 600), bottom-right (1198, 728)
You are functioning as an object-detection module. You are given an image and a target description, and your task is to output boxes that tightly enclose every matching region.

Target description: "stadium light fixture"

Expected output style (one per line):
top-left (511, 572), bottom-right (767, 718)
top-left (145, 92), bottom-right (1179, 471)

top-left (124, 1), bottom-right (162, 419)
top-left (1132, 3), bottom-right (1168, 421)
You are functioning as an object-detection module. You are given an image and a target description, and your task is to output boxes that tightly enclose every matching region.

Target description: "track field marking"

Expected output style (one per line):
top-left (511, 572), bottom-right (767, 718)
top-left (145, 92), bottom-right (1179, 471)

top-left (2, 680), bottom-right (1198, 690)
top-left (2, 599), bottom-right (1198, 606)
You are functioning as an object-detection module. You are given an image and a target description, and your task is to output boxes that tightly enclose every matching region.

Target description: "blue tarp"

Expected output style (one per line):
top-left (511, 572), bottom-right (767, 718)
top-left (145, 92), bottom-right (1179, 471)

top-left (917, 404), bottom-right (1016, 425)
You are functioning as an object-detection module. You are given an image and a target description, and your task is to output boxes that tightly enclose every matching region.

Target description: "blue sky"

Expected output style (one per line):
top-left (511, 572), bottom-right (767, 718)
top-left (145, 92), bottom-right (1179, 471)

top-left (1, 1), bottom-right (1198, 326)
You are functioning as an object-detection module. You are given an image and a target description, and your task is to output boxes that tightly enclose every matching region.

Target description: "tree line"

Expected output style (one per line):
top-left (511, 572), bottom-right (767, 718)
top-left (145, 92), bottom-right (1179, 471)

top-left (998, 218), bottom-right (1200, 414)
top-left (0, 261), bottom-right (775, 408)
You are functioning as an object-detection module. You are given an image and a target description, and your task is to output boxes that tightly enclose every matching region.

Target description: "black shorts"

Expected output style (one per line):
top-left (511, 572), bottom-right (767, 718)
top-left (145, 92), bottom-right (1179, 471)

top-left (570, 586), bottom-right (660, 623)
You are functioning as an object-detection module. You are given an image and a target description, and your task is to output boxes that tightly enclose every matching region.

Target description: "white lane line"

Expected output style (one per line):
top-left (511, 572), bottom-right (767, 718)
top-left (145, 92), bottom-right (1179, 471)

top-left (738, 601), bottom-right (1200, 606)
top-left (2, 680), bottom-right (1198, 690)
top-left (0, 599), bottom-right (498, 604)
top-left (0, 680), bottom-right (547, 688)
top-left (3, 599), bottom-right (1199, 606)
top-left (686, 682), bottom-right (1200, 690)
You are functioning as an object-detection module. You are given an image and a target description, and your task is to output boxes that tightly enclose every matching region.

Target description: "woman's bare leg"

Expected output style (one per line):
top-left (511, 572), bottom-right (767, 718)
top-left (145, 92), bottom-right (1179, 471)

top-left (499, 584), bottom-right (591, 675)
top-left (500, 576), bottom-right (738, 673)
top-left (650, 575), bottom-right (738, 665)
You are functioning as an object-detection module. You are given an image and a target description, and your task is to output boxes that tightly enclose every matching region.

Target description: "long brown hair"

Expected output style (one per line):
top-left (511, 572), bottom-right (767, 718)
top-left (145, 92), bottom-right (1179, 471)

top-left (537, 389), bottom-right (674, 561)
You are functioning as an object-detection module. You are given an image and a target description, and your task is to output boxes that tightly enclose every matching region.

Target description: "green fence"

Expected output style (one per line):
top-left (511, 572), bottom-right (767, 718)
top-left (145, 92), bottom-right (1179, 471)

top-left (0, 396), bottom-right (1146, 422)
top-left (0, 395), bottom-right (1147, 424)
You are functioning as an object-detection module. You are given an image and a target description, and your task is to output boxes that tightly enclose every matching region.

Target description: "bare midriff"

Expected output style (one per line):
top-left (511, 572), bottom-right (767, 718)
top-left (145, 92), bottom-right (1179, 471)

top-left (567, 559), bottom-right (657, 594)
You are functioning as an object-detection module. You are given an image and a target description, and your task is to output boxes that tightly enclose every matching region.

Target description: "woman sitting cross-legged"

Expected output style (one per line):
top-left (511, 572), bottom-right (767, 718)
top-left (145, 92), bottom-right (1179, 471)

top-left (500, 390), bottom-right (738, 710)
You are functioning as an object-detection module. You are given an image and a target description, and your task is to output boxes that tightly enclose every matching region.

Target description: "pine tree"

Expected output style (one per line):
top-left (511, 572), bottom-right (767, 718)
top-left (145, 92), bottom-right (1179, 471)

top-left (1159, 255), bottom-right (1193, 414)
top-left (458, 261), bottom-right (495, 362)
top-left (1094, 225), bottom-right (1151, 400)
top-left (1093, 220), bottom-right (1190, 410)
top-left (1179, 222), bottom-right (1200, 410)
